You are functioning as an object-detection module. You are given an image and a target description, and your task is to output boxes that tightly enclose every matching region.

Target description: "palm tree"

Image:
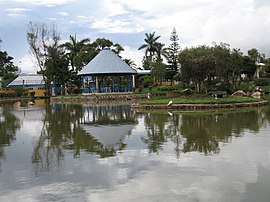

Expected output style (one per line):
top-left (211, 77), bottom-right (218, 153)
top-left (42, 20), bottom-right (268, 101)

top-left (61, 35), bottom-right (90, 72)
top-left (138, 32), bottom-right (161, 63)
top-left (155, 42), bottom-right (168, 61)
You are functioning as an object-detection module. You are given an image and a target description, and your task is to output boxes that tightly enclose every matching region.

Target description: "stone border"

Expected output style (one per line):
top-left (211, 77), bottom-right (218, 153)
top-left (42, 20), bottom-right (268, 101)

top-left (131, 100), bottom-right (269, 110)
top-left (51, 93), bottom-right (148, 103)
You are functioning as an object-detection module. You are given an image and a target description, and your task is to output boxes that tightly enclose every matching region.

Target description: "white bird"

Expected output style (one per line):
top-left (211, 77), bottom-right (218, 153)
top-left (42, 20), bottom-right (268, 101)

top-left (167, 100), bottom-right (173, 106)
top-left (147, 93), bottom-right (151, 99)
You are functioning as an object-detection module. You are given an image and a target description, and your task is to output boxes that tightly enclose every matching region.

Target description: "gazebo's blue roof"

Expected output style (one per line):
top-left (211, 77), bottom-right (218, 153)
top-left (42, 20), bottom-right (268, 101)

top-left (78, 48), bottom-right (137, 76)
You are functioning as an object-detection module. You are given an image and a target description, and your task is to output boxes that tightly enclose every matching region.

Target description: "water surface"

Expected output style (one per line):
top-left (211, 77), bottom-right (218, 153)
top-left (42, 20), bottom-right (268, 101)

top-left (0, 100), bottom-right (270, 202)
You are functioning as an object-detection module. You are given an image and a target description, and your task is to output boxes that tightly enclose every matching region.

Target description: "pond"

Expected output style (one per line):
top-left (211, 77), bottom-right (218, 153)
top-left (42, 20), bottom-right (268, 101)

top-left (0, 100), bottom-right (270, 202)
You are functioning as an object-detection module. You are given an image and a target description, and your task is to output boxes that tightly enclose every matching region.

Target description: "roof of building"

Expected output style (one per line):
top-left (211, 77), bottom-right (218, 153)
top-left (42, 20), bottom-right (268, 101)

top-left (78, 48), bottom-right (137, 76)
top-left (136, 69), bottom-right (151, 75)
top-left (7, 74), bottom-right (45, 87)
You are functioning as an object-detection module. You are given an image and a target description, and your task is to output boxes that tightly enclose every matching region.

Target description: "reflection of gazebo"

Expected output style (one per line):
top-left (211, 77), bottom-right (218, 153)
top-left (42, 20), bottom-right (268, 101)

top-left (81, 124), bottom-right (134, 151)
top-left (78, 48), bottom-right (137, 93)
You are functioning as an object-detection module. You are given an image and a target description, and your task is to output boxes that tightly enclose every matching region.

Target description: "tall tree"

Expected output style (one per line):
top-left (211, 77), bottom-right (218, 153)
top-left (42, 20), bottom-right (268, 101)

top-left (112, 43), bottom-right (124, 55)
top-left (138, 32), bottom-right (161, 69)
top-left (229, 48), bottom-right (243, 88)
top-left (0, 50), bottom-right (19, 87)
top-left (179, 46), bottom-right (215, 93)
top-left (212, 42), bottom-right (231, 83)
top-left (155, 42), bottom-right (167, 61)
top-left (166, 27), bottom-right (180, 84)
top-left (61, 35), bottom-right (91, 73)
top-left (44, 45), bottom-right (69, 88)
top-left (242, 56), bottom-right (257, 79)
top-left (123, 58), bottom-right (136, 68)
top-left (92, 38), bottom-right (114, 51)
top-left (248, 48), bottom-right (260, 63)
top-left (151, 58), bottom-right (166, 85)
top-left (27, 21), bottom-right (62, 95)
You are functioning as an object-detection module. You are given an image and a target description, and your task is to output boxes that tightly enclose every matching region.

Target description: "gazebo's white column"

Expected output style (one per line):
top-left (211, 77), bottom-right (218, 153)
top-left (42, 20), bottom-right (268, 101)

top-left (132, 75), bottom-right (136, 88)
top-left (95, 76), bottom-right (99, 92)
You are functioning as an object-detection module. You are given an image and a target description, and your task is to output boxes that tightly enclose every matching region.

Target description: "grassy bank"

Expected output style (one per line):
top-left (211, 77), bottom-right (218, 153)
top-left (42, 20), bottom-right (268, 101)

top-left (139, 96), bottom-right (262, 105)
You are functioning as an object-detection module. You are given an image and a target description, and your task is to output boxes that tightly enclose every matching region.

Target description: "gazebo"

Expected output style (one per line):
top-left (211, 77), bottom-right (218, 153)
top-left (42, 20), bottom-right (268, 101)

top-left (77, 48), bottom-right (137, 93)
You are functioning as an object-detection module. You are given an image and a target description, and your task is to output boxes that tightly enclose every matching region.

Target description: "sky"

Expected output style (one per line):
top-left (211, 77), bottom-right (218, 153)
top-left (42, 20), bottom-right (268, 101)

top-left (0, 0), bottom-right (270, 73)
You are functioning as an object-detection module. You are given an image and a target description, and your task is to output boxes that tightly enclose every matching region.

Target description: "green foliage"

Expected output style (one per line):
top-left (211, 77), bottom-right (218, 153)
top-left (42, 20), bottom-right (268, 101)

top-left (151, 59), bottom-right (166, 84)
top-left (157, 85), bottom-right (174, 91)
top-left (237, 80), bottom-right (254, 91)
top-left (179, 45), bottom-right (215, 93)
top-left (92, 38), bottom-right (114, 51)
top-left (138, 32), bottom-right (161, 69)
top-left (265, 65), bottom-right (270, 73)
top-left (14, 87), bottom-right (28, 97)
top-left (166, 27), bottom-right (180, 82)
top-left (254, 78), bottom-right (270, 86)
top-left (30, 91), bottom-right (35, 97)
top-left (242, 56), bottom-right (257, 78)
top-left (215, 83), bottom-right (233, 94)
top-left (0, 50), bottom-right (19, 87)
top-left (140, 75), bottom-right (154, 87)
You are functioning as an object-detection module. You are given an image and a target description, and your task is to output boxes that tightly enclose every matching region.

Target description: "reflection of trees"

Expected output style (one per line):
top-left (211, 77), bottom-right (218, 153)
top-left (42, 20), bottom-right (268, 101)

top-left (32, 103), bottom-right (137, 173)
top-left (32, 103), bottom-right (84, 173)
top-left (0, 110), bottom-right (20, 158)
top-left (142, 108), bottom-right (267, 156)
top-left (143, 113), bottom-right (171, 153)
top-left (261, 105), bottom-right (270, 124)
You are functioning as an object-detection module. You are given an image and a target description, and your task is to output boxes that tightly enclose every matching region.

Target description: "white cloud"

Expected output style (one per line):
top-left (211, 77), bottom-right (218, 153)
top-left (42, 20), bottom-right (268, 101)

top-left (76, 15), bottom-right (90, 19)
top-left (2, 0), bottom-right (270, 71)
top-left (100, 0), bottom-right (270, 55)
top-left (58, 12), bottom-right (69, 17)
top-left (4, 7), bottom-right (31, 17)
top-left (120, 46), bottom-right (144, 68)
top-left (15, 54), bottom-right (38, 73)
top-left (91, 18), bottom-right (144, 33)
top-left (11, 0), bottom-right (75, 6)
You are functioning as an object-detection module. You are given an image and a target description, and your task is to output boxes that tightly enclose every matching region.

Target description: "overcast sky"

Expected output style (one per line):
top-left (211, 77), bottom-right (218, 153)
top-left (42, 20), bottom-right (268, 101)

top-left (0, 0), bottom-right (270, 73)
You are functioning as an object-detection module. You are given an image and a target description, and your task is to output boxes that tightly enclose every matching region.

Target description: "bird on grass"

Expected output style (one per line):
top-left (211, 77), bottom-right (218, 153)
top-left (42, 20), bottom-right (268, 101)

top-left (167, 100), bottom-right (173, 106)
top-left (147, 93), bottom-right (151, 99)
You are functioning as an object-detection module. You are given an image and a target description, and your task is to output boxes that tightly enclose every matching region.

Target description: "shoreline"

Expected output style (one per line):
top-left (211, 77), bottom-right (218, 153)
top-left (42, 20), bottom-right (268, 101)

top-left (131, 100), bottom-right (269, 110)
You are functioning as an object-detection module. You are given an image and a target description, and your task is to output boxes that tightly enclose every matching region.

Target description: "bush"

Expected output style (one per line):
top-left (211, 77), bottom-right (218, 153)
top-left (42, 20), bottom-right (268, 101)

top-left (14, 87), bottom-right (28, 97)
top-left (157, 85), bottom-right (173, 91)
top-left (254, 78), bottom-right (270, 86)
top-left (30, 92), bottom-right (35, 97)
top-left (215, 83), bottom-right (233, 94)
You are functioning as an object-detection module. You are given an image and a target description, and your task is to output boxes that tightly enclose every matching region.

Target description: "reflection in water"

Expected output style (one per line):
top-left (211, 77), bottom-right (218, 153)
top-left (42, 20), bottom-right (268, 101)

top-left (0, 101), bottom-right (270, 201)
top-left (241, 166), bottom-right (270, 202)
top-left (0, 110), bottom-right (20, 158)
top-left (31, 103), bottom-right (137, 173)
top-left (142, 107), bottom-right (270, 157)
top-left (80, 104), bottom-right (137, 157)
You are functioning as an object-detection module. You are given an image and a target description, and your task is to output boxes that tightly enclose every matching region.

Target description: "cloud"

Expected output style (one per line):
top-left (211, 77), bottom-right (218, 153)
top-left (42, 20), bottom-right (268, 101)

top-left (102, 0), bottom-right (270, 55)
top-left (10, 0), bottom-right (75, 7)
top-left (4, 8), bottom-right (31, 17)
top-left (15, 54), bottom-right (39, 73)
top-left (58, 12), bottom-right (69, 17)
top-left (120, 46), bottom-right (144, 67)
top-left (2, 0), bottom-right (270, 73)
top-left (90, 17), bottom-right (144, 33)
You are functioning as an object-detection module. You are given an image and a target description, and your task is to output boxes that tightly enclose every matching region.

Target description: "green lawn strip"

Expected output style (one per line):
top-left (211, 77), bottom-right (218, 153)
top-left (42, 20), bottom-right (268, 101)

top-left (139, 96), bottom-right (262, 105)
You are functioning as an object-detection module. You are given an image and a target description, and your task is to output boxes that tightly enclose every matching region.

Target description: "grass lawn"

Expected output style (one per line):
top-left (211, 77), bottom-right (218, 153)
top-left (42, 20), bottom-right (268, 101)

top-left (139, 96), bottom-right (263, 105)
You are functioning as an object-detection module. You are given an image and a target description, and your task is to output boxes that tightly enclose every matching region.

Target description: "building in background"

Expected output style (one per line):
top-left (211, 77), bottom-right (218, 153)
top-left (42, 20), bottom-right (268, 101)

top-left (5, 74), bottom-right (47, 97)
